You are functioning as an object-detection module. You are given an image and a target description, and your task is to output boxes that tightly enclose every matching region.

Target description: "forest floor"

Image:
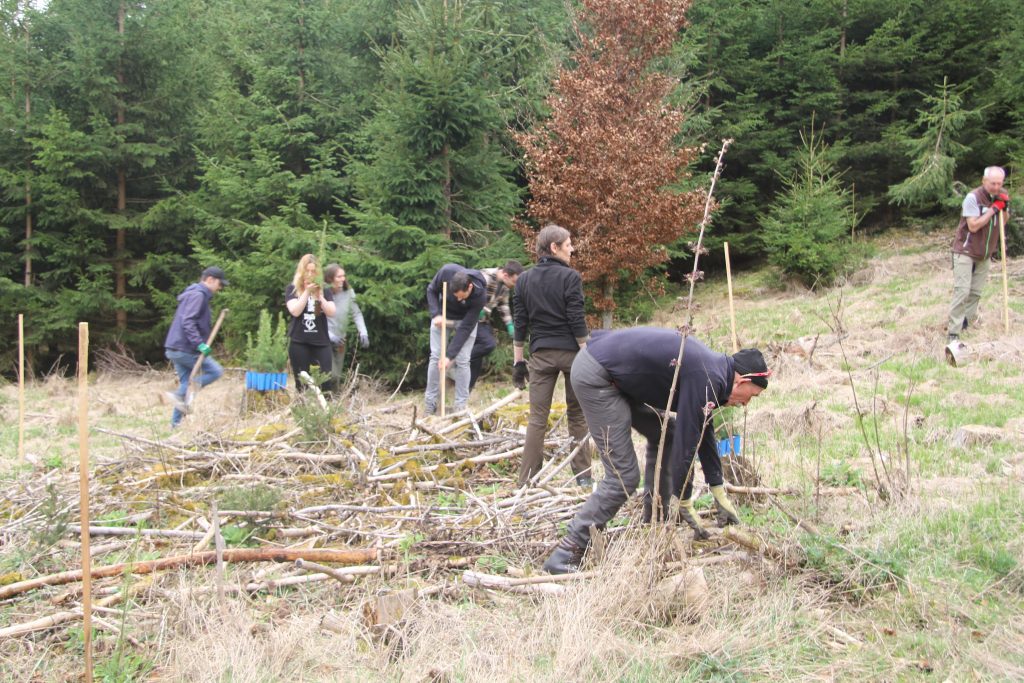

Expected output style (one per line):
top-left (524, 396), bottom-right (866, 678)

top-left (1, 228), bottom-right (1023, 682)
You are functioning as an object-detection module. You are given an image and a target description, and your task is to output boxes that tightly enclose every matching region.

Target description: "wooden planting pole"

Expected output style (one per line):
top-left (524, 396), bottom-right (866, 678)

top-left (724, 242), bottom-right (739, 353)
top-left (186, 308), bottom-right (228, 405)
top-left (77, 322), bottom-right (93, 682)
top-left (17, 314), bottom-right (25, 463)
top-left (440, 282), bottom-right (447, 417)
top-left (999, 210), bottom-right (1010, 334)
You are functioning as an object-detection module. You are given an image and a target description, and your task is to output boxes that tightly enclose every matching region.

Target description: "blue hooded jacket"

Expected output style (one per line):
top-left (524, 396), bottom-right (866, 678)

top-left (164, 283), bottom-right (214, 351)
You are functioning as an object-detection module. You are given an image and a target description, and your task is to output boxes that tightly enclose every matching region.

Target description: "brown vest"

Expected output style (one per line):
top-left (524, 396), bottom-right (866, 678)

top-left (951, 186), bottom-right (1001, 260)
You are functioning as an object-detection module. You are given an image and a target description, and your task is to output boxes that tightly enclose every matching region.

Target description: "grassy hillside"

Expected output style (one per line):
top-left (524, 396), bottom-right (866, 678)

top-left (0, 229), bottom-right (1022, 681)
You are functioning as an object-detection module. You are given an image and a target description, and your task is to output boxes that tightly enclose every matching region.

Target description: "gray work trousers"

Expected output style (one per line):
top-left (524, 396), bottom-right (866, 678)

top-left (947, 252), bottom-right (990, 336)
top-left (517, 347), bottom-right (592, 486)
top-left (565, 349), bottom-right (670, 548)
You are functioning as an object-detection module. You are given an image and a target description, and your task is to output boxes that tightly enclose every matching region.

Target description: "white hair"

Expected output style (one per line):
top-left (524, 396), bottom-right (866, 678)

top-left (983, 166), bottom-right (1006, 180)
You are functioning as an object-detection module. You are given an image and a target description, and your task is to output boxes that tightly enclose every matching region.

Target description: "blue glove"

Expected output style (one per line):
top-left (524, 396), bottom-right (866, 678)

top-left (197, 343), bottom-right (211, 356)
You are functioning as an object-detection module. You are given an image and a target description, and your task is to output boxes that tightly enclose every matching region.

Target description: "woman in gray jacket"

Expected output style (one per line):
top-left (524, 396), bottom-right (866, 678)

top-left (324, 263), bottom-right (369, 379)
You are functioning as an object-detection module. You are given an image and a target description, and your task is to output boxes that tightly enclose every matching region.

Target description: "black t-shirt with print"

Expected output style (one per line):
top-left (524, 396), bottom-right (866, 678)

top-left (285, 284), bottom-right (334, 346)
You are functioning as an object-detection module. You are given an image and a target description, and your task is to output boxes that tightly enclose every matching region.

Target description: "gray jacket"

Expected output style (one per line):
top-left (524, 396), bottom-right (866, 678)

top-left (326, 288), bottom-right (367, 344)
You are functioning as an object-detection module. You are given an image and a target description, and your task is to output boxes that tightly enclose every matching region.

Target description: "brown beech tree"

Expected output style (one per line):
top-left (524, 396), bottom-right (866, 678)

top-left (517, 0), bottom-right (704, 327)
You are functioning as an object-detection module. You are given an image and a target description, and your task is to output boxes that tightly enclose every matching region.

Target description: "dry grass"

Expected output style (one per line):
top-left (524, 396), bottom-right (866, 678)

top-left (1, 229), bottom-right (1023, 681)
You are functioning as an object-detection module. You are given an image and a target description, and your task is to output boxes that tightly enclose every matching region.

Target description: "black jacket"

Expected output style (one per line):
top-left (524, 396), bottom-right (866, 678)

top-left (513, 257), bottom-right (588, 353)
top-left (588, 328), bottom-right (734, 493)
top-left (426, 264), bottom-right (486, 359)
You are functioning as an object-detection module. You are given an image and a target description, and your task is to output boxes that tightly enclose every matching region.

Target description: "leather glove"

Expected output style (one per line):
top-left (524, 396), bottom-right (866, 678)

top-left (359, 332), bottom-right (369, 348)
top-left (512, 361), bottom-right (528, 389)
top-left (991, 193), bottom-right (1009, 212)
top-left (197, 343), bottom-right (211, 356)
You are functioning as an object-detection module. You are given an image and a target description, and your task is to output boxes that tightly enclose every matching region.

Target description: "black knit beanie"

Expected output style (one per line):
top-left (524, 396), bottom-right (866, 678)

top-left (731, 348), bottom-right (769, 388)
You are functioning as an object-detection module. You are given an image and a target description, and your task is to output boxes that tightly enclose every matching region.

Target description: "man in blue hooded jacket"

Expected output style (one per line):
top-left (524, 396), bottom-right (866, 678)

top-left (163, 266), bottom-right (228, 427)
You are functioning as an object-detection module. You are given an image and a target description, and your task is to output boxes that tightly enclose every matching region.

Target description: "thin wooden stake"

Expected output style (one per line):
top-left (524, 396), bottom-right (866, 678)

top-left (77, 322), bottom-right (93, 682)
top-left (17, 314), bottom-right (25, 464)
top-left (440, 281), bottom-right (448, 417)
top-left (999, 210), bottom-right (1010, 334)
top-left (651, 138), bottom-right (732, 523)
top-left (724, 242), bottom-right (739, 353)
top-left (211, 500), bottom-right (226, 613)
top-left (185, 307), bottom-right (228, 405)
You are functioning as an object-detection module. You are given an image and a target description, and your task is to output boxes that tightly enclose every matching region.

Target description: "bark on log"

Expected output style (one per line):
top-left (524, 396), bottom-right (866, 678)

top-left (0, 548), bottom-right (379, 600)
top-left (721, 527), bottom-right (785, 561)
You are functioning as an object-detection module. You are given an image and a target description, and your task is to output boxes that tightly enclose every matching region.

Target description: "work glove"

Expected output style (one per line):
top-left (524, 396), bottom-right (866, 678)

top-left (197, 343), bottom-right (211, 356)
top-left (478, 310), bottom-right (488, 321)
top-left (710, 485), bottom-right (740, 526)
top-left (512, 361), bottom-right (528, 390)
top-left (991, 193), bottom-right (1009, 213)
top-left (677, 499), bottom-right (711, 540)
top-left (506, 322), bottom-right (515, 336)
top-left (359, 332), bottom-right (370, 348)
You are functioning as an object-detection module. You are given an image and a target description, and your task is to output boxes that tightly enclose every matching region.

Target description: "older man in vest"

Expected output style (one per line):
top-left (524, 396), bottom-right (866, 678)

top-left (948, 166), bottom-right (1009, 343)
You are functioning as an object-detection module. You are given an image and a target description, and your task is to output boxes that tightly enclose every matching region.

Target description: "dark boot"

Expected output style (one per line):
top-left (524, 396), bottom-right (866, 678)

top-left (542, 538), bottom-right (587, 575)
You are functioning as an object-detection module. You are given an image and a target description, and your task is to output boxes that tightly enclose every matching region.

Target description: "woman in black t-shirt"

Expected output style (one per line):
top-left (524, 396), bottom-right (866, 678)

top-left (285, 254), bottom-right (336, 391)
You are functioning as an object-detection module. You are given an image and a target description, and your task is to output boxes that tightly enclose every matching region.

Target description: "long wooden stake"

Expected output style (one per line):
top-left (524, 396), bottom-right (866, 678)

top-left (724, 242), bottom-right (739, 353)
top-left (440, 281), bottom-right (448, 417)
top-left (0, 548), bottom-right (379, 601)
top-left (17, 314), bottom-right (25, 464)
top-left (186, 308), bottom-right (228, 405)
top-left (77, 322), bottom-right (93, 682)
top-left (999, 210), bottom-right (1010, 334)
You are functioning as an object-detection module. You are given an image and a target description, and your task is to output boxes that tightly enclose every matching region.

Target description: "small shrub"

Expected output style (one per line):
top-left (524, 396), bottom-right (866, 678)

top-left (218, 483), bottom-right (282, 512)
top-left (760, 124), bottom-right (858, 287)
top-left (820, 461), bottom-right (865, 489)
top-left (245, 310), bottom-right (289, 373)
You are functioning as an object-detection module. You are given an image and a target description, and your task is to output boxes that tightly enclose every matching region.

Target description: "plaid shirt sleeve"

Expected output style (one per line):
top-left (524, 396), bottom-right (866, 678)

top-left (481, 268), bottom-right (513, 326)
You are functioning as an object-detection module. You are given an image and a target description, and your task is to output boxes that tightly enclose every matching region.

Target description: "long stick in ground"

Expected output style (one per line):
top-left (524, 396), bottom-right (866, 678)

top-left (441, 282), bottom-right (448, 417)
top-left (999, 210), bottom-right (1010, 334)
top-left (0, 548), bottom-right (380, 601)
top-left (77, 322), bottom-right (93, 682)
top-left (651, 139), bottom-right (732, 522)
top-left (18, 313), bottom-right (24, 464)
top-left (724, 241), bottom-right (739, 354)
top-left (186, 308), bottom-right (228, 405)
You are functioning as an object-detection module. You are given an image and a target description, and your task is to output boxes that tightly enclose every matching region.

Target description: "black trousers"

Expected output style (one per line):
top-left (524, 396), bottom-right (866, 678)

top-left (288, 341), bottom-right (334, 392)
top-left (468, 322), bottom-right (497, 389)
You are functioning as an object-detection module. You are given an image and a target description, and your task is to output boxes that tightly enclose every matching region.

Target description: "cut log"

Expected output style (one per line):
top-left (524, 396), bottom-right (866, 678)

top-left (362, 588), bottom-right (419, 635)
top-left (721, 527), bottom-right (786, 561)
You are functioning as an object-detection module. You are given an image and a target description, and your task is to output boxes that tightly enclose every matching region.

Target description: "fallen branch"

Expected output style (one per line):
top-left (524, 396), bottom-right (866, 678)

top-left (720, 526), bottom-right (787, 561)
top-left (0, 547), bottom-right (380, 600)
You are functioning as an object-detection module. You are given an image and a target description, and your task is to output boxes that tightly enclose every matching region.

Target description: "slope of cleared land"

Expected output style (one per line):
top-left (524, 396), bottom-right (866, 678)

top-left (1, 229), bottom-right (1022, 682)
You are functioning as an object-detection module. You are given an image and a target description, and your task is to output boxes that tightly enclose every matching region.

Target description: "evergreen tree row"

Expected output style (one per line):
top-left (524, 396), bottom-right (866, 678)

top-left (1, 0), bottom-right (1020, 379)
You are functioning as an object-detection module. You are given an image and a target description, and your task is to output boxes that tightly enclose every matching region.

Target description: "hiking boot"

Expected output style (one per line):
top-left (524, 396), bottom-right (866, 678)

top-left (542, 538), bottom-right (587, 575)
top-left (576, 476), bottom-right (594, 490)
top-left (164, 391), bottom-right (188, 414)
